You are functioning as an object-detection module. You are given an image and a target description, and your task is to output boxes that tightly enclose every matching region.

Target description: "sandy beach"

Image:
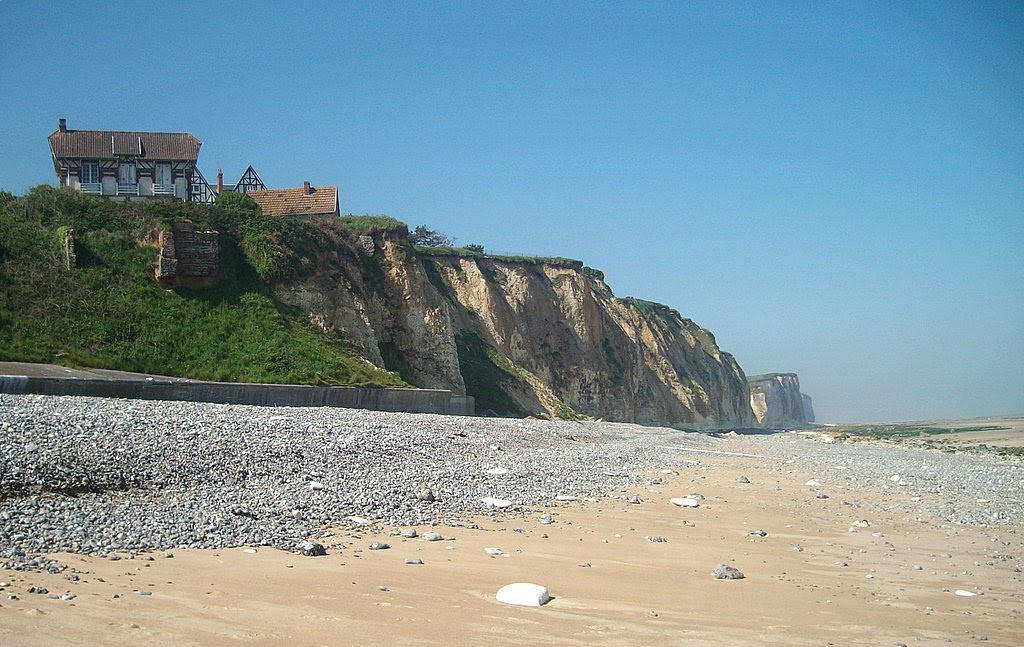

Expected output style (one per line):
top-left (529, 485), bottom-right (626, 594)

top-left (2, 429), bottom-right (1021, 646)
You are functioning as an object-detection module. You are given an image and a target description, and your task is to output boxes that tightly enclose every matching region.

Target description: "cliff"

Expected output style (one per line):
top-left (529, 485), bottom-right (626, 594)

top-left (748, 373), bottom-right (814, 428)
top-left (273, 222), bottom-right (756, 429)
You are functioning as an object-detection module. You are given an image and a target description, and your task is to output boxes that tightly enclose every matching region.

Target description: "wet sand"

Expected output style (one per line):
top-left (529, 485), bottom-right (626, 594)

top-left (1, 436), bottom-right (1021, 646)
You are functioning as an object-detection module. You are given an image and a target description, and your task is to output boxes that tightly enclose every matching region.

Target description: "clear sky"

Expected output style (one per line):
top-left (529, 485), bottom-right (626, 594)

top-left (2, 1), bottom-right (1021, 423)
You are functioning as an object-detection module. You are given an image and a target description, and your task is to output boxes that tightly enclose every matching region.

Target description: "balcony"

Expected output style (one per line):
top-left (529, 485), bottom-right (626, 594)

top-left (117, 183), bottom-right (138, 195)
top-left (80, 183), bottom-right (101, 195)
top-left (153, 184), bottom-right (175, 196)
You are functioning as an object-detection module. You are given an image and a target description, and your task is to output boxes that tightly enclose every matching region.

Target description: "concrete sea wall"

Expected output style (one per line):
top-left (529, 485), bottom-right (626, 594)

top-left (0, 374), bottom-right (474, 416)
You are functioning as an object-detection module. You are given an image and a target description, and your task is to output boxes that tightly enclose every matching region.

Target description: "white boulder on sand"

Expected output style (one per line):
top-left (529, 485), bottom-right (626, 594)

top-left (496, 583), bottom-right (551, 607)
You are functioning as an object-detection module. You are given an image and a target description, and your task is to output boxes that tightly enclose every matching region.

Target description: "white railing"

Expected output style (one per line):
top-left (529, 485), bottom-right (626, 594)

top-left (80, 183), bottom-right (101, 194)
top-left (153, 184), bottom-right (174, 196)
top-left (117, 183), bottom-right (138, 195)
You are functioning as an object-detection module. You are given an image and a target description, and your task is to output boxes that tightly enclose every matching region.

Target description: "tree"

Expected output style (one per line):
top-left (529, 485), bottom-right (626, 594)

top-left (464, 243), bottom-right (484, 254)
top-left (411, 225), bottom-right (454, 248)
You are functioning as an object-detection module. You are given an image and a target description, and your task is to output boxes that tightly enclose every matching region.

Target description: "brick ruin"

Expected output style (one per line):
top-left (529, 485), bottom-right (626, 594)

top-left (156, 221), bottom-right (219, 284)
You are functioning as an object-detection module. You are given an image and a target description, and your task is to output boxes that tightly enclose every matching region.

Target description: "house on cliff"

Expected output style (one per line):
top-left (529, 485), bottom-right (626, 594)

top-left (47, 119), bottom-right (201, 201)
top-left (248, 181), bottom-right (339, 220)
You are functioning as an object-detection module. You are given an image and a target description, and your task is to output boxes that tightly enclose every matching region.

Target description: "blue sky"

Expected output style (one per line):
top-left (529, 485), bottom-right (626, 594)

top-left (2, 1), bottom-right (1021, 422)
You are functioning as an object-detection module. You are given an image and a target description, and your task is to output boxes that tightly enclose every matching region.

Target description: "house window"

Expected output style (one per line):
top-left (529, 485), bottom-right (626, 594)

top-left (81, 161), bottom-right (99, 184)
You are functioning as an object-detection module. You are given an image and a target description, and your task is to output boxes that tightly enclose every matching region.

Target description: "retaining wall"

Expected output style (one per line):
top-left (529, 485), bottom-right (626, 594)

top-left (0, 375), bottom-right (474, 416)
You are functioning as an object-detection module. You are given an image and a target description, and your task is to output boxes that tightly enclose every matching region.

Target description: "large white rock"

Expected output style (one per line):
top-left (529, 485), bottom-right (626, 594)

top-left (671, 497), bottom-right (700, 508)
top-left (487, 468), bottom-right (510, 475)
top-left (496, 582), bottom-right (551, 607)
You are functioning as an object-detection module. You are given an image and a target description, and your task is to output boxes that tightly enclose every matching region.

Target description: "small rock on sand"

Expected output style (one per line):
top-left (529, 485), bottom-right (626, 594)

top-left (294, 541), bottom-right (327, 557)
top-left (713, 564), bottom-right (745, 580)
top-left (671, 497), bottom-right (700, 508)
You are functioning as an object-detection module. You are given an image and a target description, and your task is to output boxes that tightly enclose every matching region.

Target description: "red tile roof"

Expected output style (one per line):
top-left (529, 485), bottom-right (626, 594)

top-left (48, 128), bottom-right (201, 161)
top-left (248, 185), bottom-right (339, 218)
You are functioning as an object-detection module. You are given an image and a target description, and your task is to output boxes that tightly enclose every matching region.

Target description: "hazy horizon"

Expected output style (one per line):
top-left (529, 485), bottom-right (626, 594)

top-left (2, 2), bottom-right (1021, 423)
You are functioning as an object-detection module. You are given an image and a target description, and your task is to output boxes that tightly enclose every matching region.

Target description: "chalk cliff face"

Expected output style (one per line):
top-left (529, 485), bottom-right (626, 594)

top-left (749, 373), bottom-right (813, 428)
top-left (273, 224), bottom-right (755, 428)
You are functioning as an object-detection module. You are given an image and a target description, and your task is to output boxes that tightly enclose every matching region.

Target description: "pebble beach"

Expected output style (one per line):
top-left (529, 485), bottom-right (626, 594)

top-left (1, 394), bottom-right (1022, 645)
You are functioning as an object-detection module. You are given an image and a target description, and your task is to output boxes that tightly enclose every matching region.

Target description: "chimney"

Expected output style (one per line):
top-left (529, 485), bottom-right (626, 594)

top-left (303, 181), bottom-right (311, 195)
top-left (216, 168), bottom-right (223, 193)
top-left (58, 118), bottom-right (67, 132)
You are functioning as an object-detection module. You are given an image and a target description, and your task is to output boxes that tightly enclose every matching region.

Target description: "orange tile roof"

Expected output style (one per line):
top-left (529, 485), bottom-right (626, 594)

top-left (247, 185), bottom-right (339, 218)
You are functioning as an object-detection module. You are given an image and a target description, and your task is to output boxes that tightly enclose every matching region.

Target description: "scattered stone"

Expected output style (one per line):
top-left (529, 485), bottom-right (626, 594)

top-left (136, 590), bottom-right (152, 596)
top-left (954, 590), bottom-right (977, 597)
top-left (495, 582), bottom-right (551, 607)
top-left (626, 495), bottom-right (642, 504)
top-left (294, 541), bottom-right (327, 557)
top-left (399, 529), bottom-right (418, 539)
top-left (793, 544), bottom-right (804, 552)
top-left (851, 520), bottom-right (871, 528)
top-left (578, 562), bottom-right (591, 568)
top-left (347, 516), bottom-right (370, 526)
top-left (713, 564), bottom-right (745, 580)
top-left (421, 531), bottom-right (443, 542)
top-left (806, 480), bottom-right (822, 487)
top-left (647, 535), bottom-right (667, 543)
top-left (538, 514), bottom-right (553, 525)
top-left (555, 495), bottom-right (578, 501)
top-left (670, 497), bottom-right (700, 508)
top-left (748, 530), bottom-right (767, 537)
top-left (484, 547), bottom-right (504, 556)
top-left (368, 542), bottom-right (390, 551)
top-left (481, 497), bottom-right (512, 509)
top-left (309, 481), bottom-right (325, 491)
top-left (486, 468), bottom-right (509, 476)
top-left (405, 557), bottom-right (423, 565)
top-left (413, 488), bottom-right (436, 502)
top-left (737, 476), bottom-right (750, 484)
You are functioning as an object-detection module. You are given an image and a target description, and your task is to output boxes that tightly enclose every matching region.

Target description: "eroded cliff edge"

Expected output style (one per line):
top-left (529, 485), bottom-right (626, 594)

top-left (748, 373), bottom-right (814, 428)
top-left (272, 222), bottom-right (755, 429)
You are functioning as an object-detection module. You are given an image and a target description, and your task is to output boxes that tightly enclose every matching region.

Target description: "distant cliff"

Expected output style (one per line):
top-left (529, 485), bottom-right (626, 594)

top-left (273, 222), bottom-right (756, 429)
top-left (748, 373), bottom-right (814, 428)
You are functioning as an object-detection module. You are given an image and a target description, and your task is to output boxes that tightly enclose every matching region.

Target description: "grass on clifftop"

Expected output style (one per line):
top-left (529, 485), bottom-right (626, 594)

top-left (0, 186), bottom-right (406, 387)
top-left (339, 214), bottom-right (408, 235)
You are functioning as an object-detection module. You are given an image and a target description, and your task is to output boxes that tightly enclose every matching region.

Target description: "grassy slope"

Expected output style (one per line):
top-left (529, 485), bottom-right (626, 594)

top-left (0, 187), bottom-right (405, 387)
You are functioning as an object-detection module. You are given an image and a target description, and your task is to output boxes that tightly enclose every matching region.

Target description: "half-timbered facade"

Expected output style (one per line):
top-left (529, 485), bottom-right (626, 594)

top-left (190, 165), bottom-right (268, 203)
top-left (48, 119), bottom-right (201, 201)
